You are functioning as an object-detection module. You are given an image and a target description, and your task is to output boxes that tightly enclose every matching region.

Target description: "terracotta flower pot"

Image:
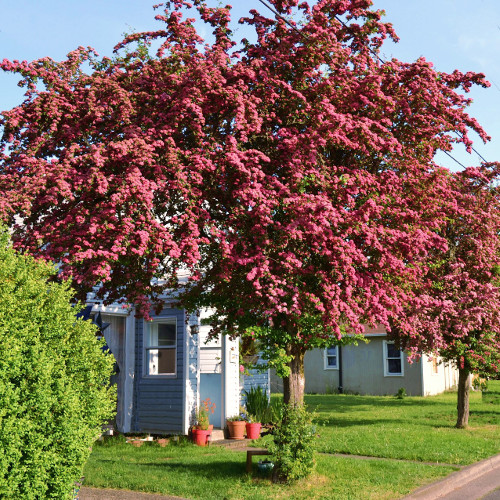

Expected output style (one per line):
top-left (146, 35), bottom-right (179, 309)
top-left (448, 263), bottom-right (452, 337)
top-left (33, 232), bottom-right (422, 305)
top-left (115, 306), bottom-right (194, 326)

top-left (193, 429), bottom-right (210, 446)
top-left (131, 439), bottom-right (143, 447)
top-left (246, 422), bottom-right (262, 440)
top-left (157, 438), bottom-right (169, 447)
top-left (227, 420), bottom-right (246, 440)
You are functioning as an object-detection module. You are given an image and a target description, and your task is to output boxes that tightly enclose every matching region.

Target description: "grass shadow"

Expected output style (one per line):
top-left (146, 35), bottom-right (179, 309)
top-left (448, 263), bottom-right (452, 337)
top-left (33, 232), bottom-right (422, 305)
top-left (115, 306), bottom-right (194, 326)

top-left (134, 458), bottom-right (248, 480)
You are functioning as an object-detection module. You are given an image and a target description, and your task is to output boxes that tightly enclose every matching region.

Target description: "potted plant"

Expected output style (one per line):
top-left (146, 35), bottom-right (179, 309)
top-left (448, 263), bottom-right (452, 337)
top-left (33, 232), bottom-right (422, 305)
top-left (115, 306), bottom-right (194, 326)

top-left (245, 414), bottom-right (262, 440)
top-left (193, 398), bottom-right (216, 446)
top-left (226, 407), bottom-right (248, 440)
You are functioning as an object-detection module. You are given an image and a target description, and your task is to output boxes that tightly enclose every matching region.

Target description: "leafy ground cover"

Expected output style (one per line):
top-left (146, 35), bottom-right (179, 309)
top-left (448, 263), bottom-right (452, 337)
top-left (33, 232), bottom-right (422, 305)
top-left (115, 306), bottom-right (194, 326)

top-left (83, 383), bottom-right (499, 499)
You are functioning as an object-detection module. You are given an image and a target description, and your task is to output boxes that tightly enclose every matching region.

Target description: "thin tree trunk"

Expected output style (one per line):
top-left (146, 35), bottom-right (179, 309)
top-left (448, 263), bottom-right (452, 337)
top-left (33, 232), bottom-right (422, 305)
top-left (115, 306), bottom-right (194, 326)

top-left (283, 344), bottom-right (305, 405)
top-left (456, 367), bottom-right (471, 428)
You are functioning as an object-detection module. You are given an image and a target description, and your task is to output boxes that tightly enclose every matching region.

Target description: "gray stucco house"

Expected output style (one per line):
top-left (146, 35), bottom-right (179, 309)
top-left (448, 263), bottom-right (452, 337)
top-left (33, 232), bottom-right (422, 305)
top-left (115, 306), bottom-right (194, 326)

top-left (271, 325), bottom-right (458, 397)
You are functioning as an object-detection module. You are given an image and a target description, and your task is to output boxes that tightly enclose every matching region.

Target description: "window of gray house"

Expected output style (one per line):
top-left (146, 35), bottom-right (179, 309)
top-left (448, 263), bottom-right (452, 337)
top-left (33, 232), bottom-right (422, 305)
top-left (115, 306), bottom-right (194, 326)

top-left (383, 341), bottom-right (403, 376)
top-left (324, 346), bottom-right (338, 370)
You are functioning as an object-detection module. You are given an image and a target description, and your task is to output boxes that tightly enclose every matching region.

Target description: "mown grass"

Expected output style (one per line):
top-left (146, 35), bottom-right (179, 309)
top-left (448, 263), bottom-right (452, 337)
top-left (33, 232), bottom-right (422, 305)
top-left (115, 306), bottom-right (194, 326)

top-left (309, 380), bottom-right (500, 465)
top-left (83, 381), bottom-right (500, 499)
top-left (84, 441), bottom-right (455, 499)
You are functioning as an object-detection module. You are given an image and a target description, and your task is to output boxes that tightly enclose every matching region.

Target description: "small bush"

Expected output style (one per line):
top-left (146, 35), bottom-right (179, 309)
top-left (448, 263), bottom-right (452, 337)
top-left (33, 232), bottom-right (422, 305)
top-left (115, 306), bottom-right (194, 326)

top-left (0, 230), bottom-right (115, 499)
top-left (268, 403), bottom-right (316, 483)
top-left (395, 387), bottom-right (407, 399)
top-left (266, 399), bottom-right (283, 426)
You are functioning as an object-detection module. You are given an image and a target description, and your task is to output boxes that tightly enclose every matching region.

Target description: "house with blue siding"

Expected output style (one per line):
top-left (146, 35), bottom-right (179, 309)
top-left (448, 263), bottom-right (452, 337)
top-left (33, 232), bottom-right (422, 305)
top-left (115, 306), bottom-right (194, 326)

top-left (88, 297), bottom-right (241, 435)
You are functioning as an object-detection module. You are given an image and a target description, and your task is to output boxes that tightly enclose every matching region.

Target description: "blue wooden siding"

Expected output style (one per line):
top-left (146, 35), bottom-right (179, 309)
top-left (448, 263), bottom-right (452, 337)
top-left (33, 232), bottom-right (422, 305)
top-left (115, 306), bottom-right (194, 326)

top-left (133, 307), bottom-right (186, 434)
top-left (242, 358), bottom-right (270, 403)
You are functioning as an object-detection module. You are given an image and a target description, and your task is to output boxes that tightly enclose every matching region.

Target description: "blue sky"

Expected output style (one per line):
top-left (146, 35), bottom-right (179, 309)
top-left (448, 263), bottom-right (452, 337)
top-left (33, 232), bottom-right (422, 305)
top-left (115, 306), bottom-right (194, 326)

top-left (1, 0), bottom-right (499, 170)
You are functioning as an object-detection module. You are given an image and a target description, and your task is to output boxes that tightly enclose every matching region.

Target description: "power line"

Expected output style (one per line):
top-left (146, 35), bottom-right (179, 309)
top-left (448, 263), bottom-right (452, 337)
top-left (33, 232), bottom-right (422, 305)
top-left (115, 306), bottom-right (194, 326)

top-left (255, 0), bottom-right (491, 168)
top-left (257, 0), bottom-right (305, 39)
top-left (443, 151), bottom-right (466, 169)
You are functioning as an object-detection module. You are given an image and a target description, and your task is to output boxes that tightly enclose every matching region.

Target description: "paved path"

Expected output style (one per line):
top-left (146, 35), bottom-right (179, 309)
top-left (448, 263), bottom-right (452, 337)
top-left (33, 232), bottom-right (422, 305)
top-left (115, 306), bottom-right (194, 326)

top-left (79, 488), bottom-right (187, 500)
top-left (404, 453), bottom-right (500, 500)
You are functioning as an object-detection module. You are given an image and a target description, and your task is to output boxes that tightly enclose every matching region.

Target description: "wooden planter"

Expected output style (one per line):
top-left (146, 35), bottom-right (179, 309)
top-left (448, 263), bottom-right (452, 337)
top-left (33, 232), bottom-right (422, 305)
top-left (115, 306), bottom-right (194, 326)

top-left (227, 420), bottom-right (246, 440)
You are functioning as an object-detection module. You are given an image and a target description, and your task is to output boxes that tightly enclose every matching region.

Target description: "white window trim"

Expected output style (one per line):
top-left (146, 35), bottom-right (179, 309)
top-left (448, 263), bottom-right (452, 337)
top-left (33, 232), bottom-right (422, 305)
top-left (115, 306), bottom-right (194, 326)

top-left (383, 340), bottom-right (404, 377)
top-left (144, 317), bottom-right (177, 378)
top-left (324, 346), bottom-right (339, 370)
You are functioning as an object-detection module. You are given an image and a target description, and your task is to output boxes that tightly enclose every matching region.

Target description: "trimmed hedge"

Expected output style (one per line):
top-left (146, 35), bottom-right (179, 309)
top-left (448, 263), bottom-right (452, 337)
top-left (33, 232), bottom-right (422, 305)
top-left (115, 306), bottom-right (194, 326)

top-left (0, 230), bottom-right (115, 499)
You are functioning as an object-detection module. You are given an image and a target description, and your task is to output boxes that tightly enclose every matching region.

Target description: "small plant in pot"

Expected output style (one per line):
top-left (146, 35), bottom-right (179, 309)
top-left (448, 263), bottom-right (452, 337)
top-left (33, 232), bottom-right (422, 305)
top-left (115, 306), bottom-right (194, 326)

top-left (245, 413), bottom-right (262, 440)
top-left (226, 407), bottom-right (247, 439)
top-left (193, 398), bottom-right (216, 446)
top-left (244, 386), bottom-right (271, 427)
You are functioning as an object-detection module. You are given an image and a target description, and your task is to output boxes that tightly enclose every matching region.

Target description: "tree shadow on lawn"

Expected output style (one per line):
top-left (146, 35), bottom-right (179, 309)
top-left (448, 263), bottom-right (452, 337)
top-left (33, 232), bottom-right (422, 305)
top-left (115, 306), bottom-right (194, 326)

top-left (307, 395), bottom-right (447, 414)
top-left (468, 409), bottom-right (500, 422)
top-left (135, 458), bottom-right (249, 480)
top-left (316, 416), bottom-right (458, 429)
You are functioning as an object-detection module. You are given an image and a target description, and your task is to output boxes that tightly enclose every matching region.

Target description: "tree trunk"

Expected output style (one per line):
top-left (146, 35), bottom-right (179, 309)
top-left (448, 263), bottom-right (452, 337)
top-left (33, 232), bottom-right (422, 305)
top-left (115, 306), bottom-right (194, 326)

top-left (456, 367), bottom-right (471, 428)
top-left (283, 344), bottom-right (305, 405)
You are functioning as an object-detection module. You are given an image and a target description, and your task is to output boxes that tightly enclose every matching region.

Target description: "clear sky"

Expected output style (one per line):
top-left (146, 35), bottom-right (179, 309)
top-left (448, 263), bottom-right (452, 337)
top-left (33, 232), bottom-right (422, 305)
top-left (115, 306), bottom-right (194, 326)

top-left (1, 0), bottom-right (499, 171)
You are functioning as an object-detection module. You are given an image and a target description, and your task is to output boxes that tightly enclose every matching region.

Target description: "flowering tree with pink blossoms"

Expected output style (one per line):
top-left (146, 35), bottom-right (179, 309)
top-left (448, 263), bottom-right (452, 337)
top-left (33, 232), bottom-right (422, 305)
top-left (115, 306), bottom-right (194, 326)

top-left (390, 165), bottom-right (500, 427)
top-left (0, 0), bottom-right (495, 405)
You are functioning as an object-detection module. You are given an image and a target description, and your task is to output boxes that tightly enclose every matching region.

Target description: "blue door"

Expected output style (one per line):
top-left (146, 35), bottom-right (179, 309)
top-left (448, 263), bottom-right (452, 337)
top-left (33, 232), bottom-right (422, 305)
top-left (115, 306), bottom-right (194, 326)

top-left (200, 373), bottom-right (222, 427)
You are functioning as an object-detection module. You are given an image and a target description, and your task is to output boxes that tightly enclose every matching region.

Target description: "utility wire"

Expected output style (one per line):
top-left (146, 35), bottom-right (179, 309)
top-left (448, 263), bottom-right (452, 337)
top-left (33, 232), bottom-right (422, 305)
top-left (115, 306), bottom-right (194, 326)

top-left (256, 0), bottom-right (490, 167)
top-left (443, 150), bottom-right (466, 169)
top-left (456, 133), bottom-right (489, 163)
top-left (257, 0), bottom-right (305, 39)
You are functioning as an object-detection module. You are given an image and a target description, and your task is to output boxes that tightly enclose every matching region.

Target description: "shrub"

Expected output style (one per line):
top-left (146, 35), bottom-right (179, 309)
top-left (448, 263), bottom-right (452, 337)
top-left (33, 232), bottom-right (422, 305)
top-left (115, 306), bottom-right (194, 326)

top-left (0, 230), bottom-right (115, 499)
top-left (268, 403), bottom-right (316, 483)
top-left (266, 399), bottom-right (283, 426)
top-left (395, 387), bottom-right (407, 399)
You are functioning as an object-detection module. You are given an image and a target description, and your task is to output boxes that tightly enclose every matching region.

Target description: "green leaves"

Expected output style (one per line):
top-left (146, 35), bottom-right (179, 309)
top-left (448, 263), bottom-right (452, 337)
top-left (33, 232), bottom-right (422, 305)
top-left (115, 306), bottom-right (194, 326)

top-left (268, 402), bottom-right (316, 483)
top-left (0, 228), bottom-right (115, 499)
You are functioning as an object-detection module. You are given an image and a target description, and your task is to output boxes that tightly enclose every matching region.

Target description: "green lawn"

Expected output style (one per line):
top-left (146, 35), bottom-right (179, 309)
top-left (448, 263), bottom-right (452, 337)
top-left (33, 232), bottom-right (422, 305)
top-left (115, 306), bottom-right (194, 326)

top-left (83, 382), bottom-right (500, 499)
top-left (309, 383), bottom-right (500, 465)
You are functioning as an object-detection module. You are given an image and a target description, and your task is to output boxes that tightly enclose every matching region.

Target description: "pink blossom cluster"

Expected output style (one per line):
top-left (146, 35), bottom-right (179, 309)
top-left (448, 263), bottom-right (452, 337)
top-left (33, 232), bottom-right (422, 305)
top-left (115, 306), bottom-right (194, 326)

top-left (1, 0), bottom-right (498, 384)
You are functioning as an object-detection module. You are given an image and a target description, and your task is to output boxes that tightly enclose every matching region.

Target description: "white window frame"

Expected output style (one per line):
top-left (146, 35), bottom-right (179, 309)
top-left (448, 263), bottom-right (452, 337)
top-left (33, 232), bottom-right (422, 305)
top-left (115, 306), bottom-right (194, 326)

top-left (144, 318), bottom-right (177, 377)
top-left (383, 340), bottom-right (404, 377)
top-left (324, 345), bottom-right (338, 370)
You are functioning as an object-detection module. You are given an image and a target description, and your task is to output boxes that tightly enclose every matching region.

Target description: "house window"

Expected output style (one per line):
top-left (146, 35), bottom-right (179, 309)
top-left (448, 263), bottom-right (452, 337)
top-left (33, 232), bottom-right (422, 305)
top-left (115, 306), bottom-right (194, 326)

top-left (145, 318), bottom-right (177, 376)
top-left (324, 346), bottom-right (338, 370)
top-left (383, 341), bottom-right (403, 376)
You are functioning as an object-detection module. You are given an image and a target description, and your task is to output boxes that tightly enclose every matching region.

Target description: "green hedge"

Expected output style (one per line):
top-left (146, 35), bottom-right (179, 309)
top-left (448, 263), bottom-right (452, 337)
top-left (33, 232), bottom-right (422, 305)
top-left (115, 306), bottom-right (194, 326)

top-left (0, 230), bottom-right (115, 499)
